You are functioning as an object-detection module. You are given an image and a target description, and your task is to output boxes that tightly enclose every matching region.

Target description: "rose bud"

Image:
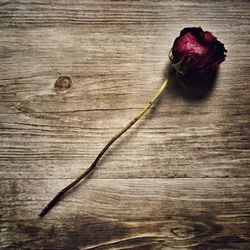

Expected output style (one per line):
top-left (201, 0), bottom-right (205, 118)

top-left (170, 27), bottom-right (227, 88)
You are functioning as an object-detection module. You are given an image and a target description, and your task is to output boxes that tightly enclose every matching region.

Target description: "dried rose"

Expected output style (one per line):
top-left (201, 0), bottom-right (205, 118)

top-left (40, 28), bottom-right (226, 217)
top-left (170, 27), bottom-right (227, 78)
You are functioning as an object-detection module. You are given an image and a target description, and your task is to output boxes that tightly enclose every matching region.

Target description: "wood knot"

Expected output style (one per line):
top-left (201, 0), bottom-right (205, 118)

top-left (55, 76), bottom-right (72, 92)
top-left (170, 222), bottom-right (212, 240)
top-left (171, 226), bottom-right (197, 239)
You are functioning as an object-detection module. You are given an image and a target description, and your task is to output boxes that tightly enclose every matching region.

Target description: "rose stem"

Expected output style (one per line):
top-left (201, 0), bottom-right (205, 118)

top-left (39, 79), bottom-right (168, 218)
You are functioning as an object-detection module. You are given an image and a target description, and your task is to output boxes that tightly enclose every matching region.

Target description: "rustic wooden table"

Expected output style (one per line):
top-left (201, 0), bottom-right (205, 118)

top-left (1, 0), bottom-right (250, 249)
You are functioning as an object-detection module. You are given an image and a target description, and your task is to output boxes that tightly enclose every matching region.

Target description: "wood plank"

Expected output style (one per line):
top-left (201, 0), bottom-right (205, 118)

top-left (0, 118), bottom-right (249, 179)
top-left (1, 178), bottom-right (250, 249)
top-left (0, 0), bottom-right (249, 27)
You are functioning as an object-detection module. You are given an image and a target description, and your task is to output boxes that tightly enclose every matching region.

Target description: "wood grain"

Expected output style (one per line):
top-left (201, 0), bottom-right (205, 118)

top-left (0, 0), bottom-right (250, 249)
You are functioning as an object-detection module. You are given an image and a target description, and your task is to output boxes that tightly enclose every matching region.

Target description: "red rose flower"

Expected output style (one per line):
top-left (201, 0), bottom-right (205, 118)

top-left (170, 27), bottom-right (227, 76)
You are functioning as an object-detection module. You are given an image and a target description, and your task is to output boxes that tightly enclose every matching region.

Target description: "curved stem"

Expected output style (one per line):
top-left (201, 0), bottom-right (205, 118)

top-left (39, 79), bottom-right (168, 217)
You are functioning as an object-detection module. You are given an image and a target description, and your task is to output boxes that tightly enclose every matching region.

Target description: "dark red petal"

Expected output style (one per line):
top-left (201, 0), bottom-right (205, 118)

top-left (172, 32), bottom-right (208, 62)
top-left (203, 32), bottom-right (217, 42)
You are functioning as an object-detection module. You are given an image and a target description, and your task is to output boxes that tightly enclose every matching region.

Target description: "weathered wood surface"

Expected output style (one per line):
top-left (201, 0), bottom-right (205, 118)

top-left (0, 0), bottom-right (250, 249)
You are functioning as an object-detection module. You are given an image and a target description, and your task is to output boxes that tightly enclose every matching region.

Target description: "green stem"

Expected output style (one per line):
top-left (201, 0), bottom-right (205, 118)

top-left (39, 79), bottom-right (168, 217)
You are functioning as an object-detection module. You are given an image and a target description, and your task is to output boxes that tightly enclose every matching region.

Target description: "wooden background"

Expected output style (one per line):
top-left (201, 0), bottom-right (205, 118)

top-left (0, 0), bottom-right (250, 249)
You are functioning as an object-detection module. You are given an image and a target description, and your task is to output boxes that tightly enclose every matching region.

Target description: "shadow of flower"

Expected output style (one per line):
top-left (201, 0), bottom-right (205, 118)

top-left (166, 63), bottom-right (219, 101)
